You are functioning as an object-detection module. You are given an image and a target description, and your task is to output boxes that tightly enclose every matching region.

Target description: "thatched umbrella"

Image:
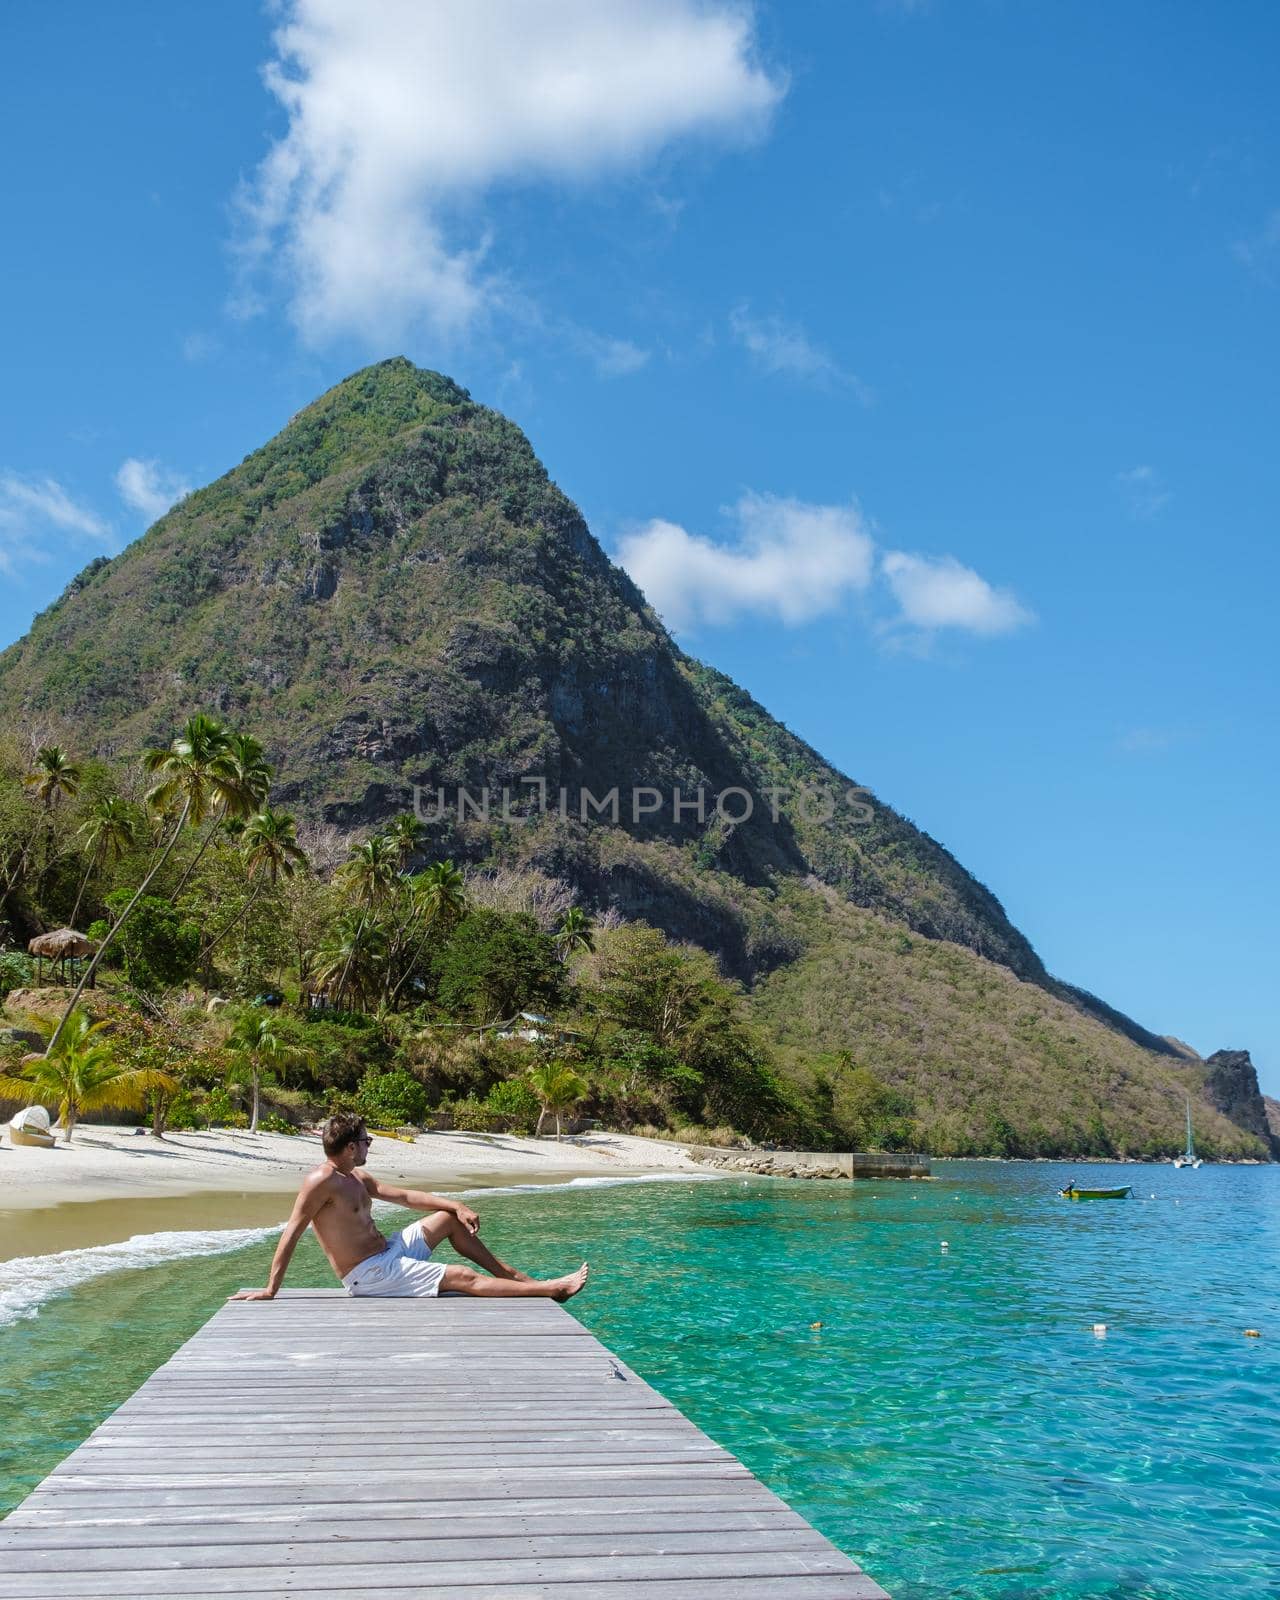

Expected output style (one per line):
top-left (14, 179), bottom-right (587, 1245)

top-left (28, 929), bottom-right (97, 986)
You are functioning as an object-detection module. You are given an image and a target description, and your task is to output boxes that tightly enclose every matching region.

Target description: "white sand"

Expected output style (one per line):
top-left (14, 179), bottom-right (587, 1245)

top-left (0, 1123), bottom-right (700, 1211)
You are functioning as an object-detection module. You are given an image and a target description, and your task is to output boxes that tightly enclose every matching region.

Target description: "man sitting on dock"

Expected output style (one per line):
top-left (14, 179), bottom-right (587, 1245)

top-left (233, 1112), bottom-right (588, 1303)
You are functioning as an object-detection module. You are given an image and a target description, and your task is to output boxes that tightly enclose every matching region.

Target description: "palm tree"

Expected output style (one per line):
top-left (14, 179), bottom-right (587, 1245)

top-left (25, 744), bottom-right (82, 900)
top-left (413, 859), bottom-right (467, 928)
top-left (45, 715), bottom-right (240, 1054)
top-left (527, 1060), bottom-right (590, 1140)
top-left (387, 860), bottom-right (467, 1008)
top-left (24, 744), bottom-right (82, 805)
top-left (384, 812), bottom-right (427, 870)
top-left (333, 834), bottom-right (401, 1006)
top-left (70, 796), bottom-right (137, 927)
top-left (312, 911), bottom-right (389, 1011)
top-left (338, 834), bottom-right (401, 908)
top-left (224, 1009), bottom-right (306, 1133)
top-left (200, 808), bottom-right (308, 960)
top-left (554, 906), bottom-right (595, 963)
top-left (0, 1008), bottom-right (176, 1143)
top-left (169, 730), bottom-right (272, 903)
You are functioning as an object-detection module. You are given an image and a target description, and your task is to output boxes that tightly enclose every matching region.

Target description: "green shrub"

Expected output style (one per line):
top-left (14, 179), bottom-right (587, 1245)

top-left (357, 1069), bottom-right (428, 1127)
top-left (0, 951), bottom-right (35, 999)
top-left (258, 1112), bottom-right (298, 1135)
top-left (103, 892), bottom-right (200, 991)
top-left (203, 1086), bottom-right (247, 1128)
top-left (163, 1091), bottom-right (204, 1131)
top-left (484, 1077), bottom-right (540, 1132)
top-left (445, 1096), bottom-right (498, 1132)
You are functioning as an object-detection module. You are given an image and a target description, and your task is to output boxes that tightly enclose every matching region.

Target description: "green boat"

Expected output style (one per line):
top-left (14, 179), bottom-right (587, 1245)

top-left (1059, 1183), bottom-right (1131, 1200)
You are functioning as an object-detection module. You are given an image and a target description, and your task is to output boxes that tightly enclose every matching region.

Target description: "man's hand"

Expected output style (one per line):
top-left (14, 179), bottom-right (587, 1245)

top-left (454, 1203), bottom-right (480, 1234)
top-left (229, 1289), bottom-right (277, 1301)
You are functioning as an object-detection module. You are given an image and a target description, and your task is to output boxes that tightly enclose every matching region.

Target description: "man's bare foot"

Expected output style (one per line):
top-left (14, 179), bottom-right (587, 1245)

top-left (549, 1263), bottom-right (590, 1301)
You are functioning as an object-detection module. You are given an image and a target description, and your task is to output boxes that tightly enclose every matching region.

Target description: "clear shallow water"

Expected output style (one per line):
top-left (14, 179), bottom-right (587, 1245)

top-left (3, 1161), bottom-right (1278, 1598)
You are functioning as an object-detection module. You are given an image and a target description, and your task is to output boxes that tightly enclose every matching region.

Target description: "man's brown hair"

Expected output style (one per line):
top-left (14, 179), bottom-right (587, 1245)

top-left (322, 1111), bottom-right (367, 1157)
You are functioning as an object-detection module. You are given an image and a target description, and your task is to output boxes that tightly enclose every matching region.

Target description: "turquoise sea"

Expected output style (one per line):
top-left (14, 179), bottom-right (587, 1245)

top-left (3, 1160), bottom-right (1278, 1598)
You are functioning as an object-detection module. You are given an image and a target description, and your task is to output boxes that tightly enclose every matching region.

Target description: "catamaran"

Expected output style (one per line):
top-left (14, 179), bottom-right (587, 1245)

top-left (1173, 1097), bottom-right (1202, 1168)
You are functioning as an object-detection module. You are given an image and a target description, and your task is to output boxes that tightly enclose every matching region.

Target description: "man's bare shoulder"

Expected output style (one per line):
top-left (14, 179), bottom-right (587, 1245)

top-left (299, 1163), bottom-right (343, 1199)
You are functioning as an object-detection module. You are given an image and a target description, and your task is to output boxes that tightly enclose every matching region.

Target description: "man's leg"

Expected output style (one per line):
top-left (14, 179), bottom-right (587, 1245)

top-left (439, 1263), bottom-right (589, 1302)
top-left (419, 1210), bottom-right (534, 1282)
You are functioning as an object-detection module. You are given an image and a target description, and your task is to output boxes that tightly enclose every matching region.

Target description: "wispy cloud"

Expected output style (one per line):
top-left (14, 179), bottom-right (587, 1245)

top-left (1116, 726), bottom-right (1179, 755)
top-left (0, 473), bottom-right (113, 575)
top-left (880, 551), bottom-right (1034, 636)
top-left (616, 492), bottom-right (1032, 642)
top-left (574, 331), bottom-right (651, 378)
top-left (180, 331), bottom-right (219, 363)
top-left (1117, 464), bottom-right (1172, 520)
top-left (115, 458), bottom-right (193, 524)
top-left (1231, 209), bottom-right (1280, 283)
top-left (237, 0), bottom-right (786, 347)
top-left (729, 304), bottom-right (873, 401)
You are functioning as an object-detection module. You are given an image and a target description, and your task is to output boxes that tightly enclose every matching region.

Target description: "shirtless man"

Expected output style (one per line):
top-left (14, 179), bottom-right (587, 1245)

top-left (232, 1112), bottom-right (589, 1302)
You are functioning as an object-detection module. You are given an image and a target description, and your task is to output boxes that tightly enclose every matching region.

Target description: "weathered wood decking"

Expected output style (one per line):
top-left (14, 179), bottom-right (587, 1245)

top-left (0, 1289), bottom-right (889, 1598)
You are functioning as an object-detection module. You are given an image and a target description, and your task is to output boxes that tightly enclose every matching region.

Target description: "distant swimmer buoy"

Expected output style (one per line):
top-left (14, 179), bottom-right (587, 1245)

top-left (1092, 1323), bottom-right (1107, 1336)
top-left (1244, 1329), bottom-right (1261, 1338)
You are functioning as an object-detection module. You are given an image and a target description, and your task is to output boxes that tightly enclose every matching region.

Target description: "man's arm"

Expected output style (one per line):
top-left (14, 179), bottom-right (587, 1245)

top-left (230, 1174), bottom-right (331, 1300)
top-left (361, 1173), bottom-right (479, 1234)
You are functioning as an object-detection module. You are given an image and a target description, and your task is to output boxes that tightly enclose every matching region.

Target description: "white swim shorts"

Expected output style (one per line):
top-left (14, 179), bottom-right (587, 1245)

top-left (342, 1221), bottom-right (447, 1298)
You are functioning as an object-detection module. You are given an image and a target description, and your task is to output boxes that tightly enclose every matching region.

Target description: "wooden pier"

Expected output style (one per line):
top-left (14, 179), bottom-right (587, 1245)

top-left (0, 1289), bottom-right (889, 1598)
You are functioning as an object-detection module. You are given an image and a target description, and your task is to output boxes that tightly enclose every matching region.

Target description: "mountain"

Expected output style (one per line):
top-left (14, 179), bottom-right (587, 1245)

top-left (0, 359), bottom-right (1265, 1157)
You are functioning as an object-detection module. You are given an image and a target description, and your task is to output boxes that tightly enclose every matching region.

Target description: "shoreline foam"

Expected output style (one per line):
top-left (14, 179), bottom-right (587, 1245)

top-left (0, 1167), bottom-right (724, 1327)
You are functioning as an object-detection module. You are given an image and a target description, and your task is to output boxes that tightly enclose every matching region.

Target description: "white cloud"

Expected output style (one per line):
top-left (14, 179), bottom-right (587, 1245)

top-left (0, 473), bottom-right (113, 575)
top-left (729, 304), bottom-right (873, 400)
top-left (880, 551), bottom-right (1034, 635)
top-left (617, 493), bottom-right (876, 630)
top-left (619, 494), bottom-right (1033, 640)
top-left (115, 459), bottom-right (193, 524)
top-left (240, 0), bottom-right (785, 345)
top-left (1117, 464), bottom-right (1171, 520)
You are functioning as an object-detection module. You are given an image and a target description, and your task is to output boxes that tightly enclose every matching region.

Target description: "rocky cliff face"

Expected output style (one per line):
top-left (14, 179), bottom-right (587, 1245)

top-left (1203, 1050), bottom-right (1280, 1159)
top-left (0, 358), bottom-right (1043, 983)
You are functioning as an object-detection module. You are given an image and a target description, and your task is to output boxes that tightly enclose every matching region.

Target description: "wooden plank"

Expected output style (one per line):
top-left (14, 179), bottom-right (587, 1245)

top-left (10, 1471), bottom-right (764, 1509)
top-left (120, 1584), bottom-right (882, 1600)
top-left (1, 1296), bottom-right (890, 1599)
top-left (0, 1550), bottom-right (868, 1596)
top-left (127, 1585), bottom-right (882, 1600)
top-left (0, 1527), bottom-right (842, 1573)
top-left (7, 1488), bottom-right (784, 1527)
top-left (0, 1509), bottom-right (811, 1548)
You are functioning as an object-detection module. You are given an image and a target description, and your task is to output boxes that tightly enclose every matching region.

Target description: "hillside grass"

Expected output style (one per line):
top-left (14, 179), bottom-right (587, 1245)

top-left (752, 881), bottom-right (1261, 1159)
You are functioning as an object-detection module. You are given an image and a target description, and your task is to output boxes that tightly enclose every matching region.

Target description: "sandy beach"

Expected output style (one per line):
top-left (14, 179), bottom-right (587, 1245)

top-left (0, 1123), bottom-right (703, 1260)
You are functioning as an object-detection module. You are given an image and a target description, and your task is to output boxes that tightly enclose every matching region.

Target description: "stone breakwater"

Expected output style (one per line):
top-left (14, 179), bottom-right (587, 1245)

top-left (685, 1145), bottom-right (930, 1180)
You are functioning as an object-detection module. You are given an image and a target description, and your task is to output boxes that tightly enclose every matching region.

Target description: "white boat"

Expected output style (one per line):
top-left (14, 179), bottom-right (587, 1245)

top-left (1172, 1098), bottom-right (1202, 1168)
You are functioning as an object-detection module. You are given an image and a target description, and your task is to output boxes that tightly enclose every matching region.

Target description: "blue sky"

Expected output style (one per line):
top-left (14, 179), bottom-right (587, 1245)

top-left (2, 1), bottom-right (1277, 1093)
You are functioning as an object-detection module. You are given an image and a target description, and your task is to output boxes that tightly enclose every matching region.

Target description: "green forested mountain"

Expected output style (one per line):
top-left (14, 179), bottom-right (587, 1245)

top-left (0, 359), bottom-right (1268, 1158)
